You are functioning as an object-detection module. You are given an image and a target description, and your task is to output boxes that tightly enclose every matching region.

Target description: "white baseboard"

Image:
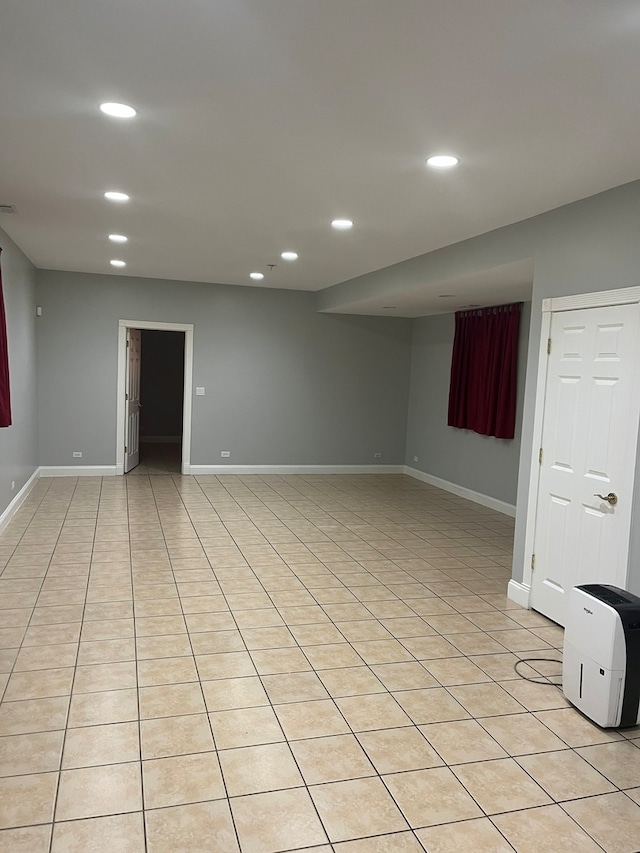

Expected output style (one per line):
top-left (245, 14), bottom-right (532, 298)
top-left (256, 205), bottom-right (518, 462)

top-left (189, 464), bottom-right (405, 476)
top-left (0, 468), bottom-right (40, 535)
top-left (140, 436), bottom-right (182, 444)
top-left (39, 466), bottom-right (118, 477)
top-left (403, 466), bottom-right (516, 517)
top-left (507, 579), bottom-right (531, 608)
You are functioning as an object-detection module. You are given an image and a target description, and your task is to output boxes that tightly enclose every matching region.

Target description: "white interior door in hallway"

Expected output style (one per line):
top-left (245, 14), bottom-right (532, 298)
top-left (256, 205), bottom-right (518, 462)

top-left (124, 328), bottom-right (142, 473)
top-left (531, 293), bottom-right (640, 626)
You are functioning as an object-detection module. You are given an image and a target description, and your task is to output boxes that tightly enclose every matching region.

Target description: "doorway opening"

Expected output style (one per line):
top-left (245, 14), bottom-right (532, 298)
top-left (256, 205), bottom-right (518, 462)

top-left (116, 320), bottom-right (194, 475)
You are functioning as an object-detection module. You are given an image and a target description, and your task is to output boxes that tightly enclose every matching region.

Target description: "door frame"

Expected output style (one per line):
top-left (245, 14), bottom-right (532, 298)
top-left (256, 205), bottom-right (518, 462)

top-left (519, 286), bottom-right (640, 607)
top-left (116, 319), bottom-right (194, 475)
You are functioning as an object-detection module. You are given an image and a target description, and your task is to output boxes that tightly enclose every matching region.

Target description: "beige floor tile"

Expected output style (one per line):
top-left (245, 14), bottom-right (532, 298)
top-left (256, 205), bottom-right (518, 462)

top-left (146, 800), bottom-right (239, 853)
top-left (0, 730), bottom-right (64, 776)
top-left (302, 643), bottom-right (365, 670)
top-left (13, 642), bottom-right (78, 671)
top-left (73, 661), bottom-right (136, 693)
top-left (3, 666), bottom-right (74, 701)
top-left (62, 721), bottom-right (139, 768)
top-left (499, 678), bottom-right (569, 712)
top-left (416, 817), bottom-right (515, 853)
top-left (140, 714), bottom-right (215, 759)
top-left (137, 655), bottom-right (198, 686)
top-left (479, 713), bottom-right (567, 756)
top-left (202, 676), bottom-right (269, 711)
top-left (421, 718), bottom-right (507, 765)
top-left (209, 705), bottom-right (284, 749)
top-left (219, 741), bottom-right (303, 795)
top-left (448, 682), bottom-right (526, 717)
top-left (351, 639), bottom-right (415, 665)
top-left (135, 615), bottom-right (187, 637)
top-left (336, 693), bottom-right (412, 731)
top-left (534, 708), bottom-right (624, 747)
top-left (291, 733), bottom-right (375, 784)
top-left (0, 824), bottom-right (52, 853)
top-left (393, 687), bottom-right (470, 725)
top-left (453, 757), bottom-right (552, 814)
top-left (250, 647), bottom-right (312, 675)
top-left (239, 626), bottom-right (297, 649)
top-left (51, 812), bottom-right (144, 852)
top-left (310, 776), bottom-right (408, 843)
top-left (189, 629), bottom-right (244, 655)
top-left (370, 661), bottom-right (437, 691)
top-left (517, 749), bottom-right (616, 801)
top-left (23, 622), bottom-right (82, 646)
top-left (494, 803), bottom-right (608, 853)
top-left (277, 604), bottom-right (331, 624)
top-left (139, 682), bottom-right (206, 719)
top-left (318, 666), bottom-right (386, 697)
top-left (400, 635), bottom-right (462, 660)
top-left (143, 751), bottom-right (225, 808)
top-left (56, 761), bottom-right (142, 820)
top-left (470, 652), bottom-right (522, 680)
top-left (576, 740), bottom-right (640, 789)
top-left (233, 608), bottom-right (284, 628)
top-left (136, 633), bottom-right (193, 660)
top-left (289, 623), bottom-right (346, 645)
top-left (232, 787), bottom-right (326, 852)
top-left (448, 632), bottom-right (508, 656)
top-left (336, 620), bottom-right (394, 642)
top-left (195, 650), bottom-right (257, 680)
top-left (357, 725), bottom-right (443, 774)
top-left (333, 832), bottom-right (424, 852)
top-left (184, 599), bottom-right (236, 634)
top-left (81, 617), bottom-right (134, 642)
top-left (77, 638), bottom-right (136, 665)
top-left (68, 688), bottom-right (138, 727)
top-left (275, 698), bottom-right (350, 739)
top-left (0, 696), bottom-right (69, 735)
top-left (422, 656), bottom-right (491, 686)
top-left (384, 766), bottom-right (482, 828)
top-left (262, 671), bottom-right (330, 704)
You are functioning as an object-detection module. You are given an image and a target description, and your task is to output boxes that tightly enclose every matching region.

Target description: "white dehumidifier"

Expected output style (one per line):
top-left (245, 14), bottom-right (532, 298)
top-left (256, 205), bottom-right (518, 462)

top-left (563, 584), bottom-right (640, 728)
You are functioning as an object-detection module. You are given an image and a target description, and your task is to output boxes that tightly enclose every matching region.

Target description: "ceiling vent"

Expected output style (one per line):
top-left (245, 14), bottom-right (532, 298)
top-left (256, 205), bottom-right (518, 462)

top-left (0, 204), bottom-right (17, 214)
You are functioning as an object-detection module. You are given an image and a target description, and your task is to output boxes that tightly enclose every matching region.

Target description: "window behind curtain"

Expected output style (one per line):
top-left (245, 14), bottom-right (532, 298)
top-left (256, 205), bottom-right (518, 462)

top-left (0, 248), bottom-right (11, 427)
top-left (447, 302), bottom-right (520, 440)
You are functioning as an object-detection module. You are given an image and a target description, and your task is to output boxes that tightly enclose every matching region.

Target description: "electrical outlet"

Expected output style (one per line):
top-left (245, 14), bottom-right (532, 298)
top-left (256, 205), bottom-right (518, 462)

top-left (11, 481), bottom-right (15, 491)
top-left (413, 456), bottom-right (418, 462)
top-left (195, 387), bottom-right (205, 396)
top-left (374, 452), bottom-right (382, 458)
top-left (220, 451), bottom-right (230, 458)
top-left (73, 451), bottom-right (82, 458)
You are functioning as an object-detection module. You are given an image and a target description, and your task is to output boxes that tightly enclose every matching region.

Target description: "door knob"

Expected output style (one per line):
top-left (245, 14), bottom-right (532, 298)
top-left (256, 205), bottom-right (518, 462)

top-left (594, 492), bottom-right (618, 506)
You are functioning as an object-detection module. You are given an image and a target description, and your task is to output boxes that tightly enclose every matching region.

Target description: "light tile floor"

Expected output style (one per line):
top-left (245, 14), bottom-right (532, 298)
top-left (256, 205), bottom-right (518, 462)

top-left (0, 473), bottom-right (639, 852)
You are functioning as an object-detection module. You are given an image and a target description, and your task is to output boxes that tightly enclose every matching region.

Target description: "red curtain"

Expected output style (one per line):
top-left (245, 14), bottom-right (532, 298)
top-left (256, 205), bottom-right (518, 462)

top-left (448, 302), bottom-right (520, 440)
top-left (0, 248), bottom-right (11, 427)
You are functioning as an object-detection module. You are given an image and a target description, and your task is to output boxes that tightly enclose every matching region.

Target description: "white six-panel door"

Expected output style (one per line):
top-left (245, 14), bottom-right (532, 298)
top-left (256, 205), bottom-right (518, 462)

top-left (531, 301), bottom-right (640, 625)
top-left (124, 328), bottom-right (142, 473)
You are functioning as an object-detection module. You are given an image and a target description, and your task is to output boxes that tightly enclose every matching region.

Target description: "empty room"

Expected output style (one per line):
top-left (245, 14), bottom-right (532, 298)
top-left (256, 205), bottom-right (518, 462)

top-left (0, 2), bottom-right (639, 852)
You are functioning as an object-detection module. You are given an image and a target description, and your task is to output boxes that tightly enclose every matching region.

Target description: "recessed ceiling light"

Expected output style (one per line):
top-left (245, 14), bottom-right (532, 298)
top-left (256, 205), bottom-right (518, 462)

top-left (331, 219), bottom-right (353, 230)
top-left (250, 272), bottom-right (264, 280)
top-left (104, 191), bottom-right (130, 202)
top-left (281, 252), bottom-right (298, 261)
top-left (110, 259), bottom-right (126, 267)
top-left (100, 102), bottom-right (137, 119)
top-left (426, 155), bottom-right (459, 168)
top-left (108, 234), bottom-right (128, 243)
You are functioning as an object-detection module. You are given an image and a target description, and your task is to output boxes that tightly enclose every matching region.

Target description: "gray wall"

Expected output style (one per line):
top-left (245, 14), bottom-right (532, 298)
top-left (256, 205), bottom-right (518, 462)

top-left (140, 330), bottom-right (184, 439)
top-left (405, 304), bottom-right (530, 507)
top-left (36, 272), bottom-right (412, 467)
top-left (0, 227), bottom-right (38, 515)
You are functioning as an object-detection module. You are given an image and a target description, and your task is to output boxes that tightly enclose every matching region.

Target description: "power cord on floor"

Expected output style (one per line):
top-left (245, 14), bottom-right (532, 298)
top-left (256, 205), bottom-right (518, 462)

top-left (514, 657), bottom-right (563, 688)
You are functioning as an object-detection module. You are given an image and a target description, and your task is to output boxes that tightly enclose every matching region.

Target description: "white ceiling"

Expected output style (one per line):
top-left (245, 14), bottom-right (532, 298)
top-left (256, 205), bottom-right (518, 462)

top-left (1, 1), bottom-right (639, 309)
